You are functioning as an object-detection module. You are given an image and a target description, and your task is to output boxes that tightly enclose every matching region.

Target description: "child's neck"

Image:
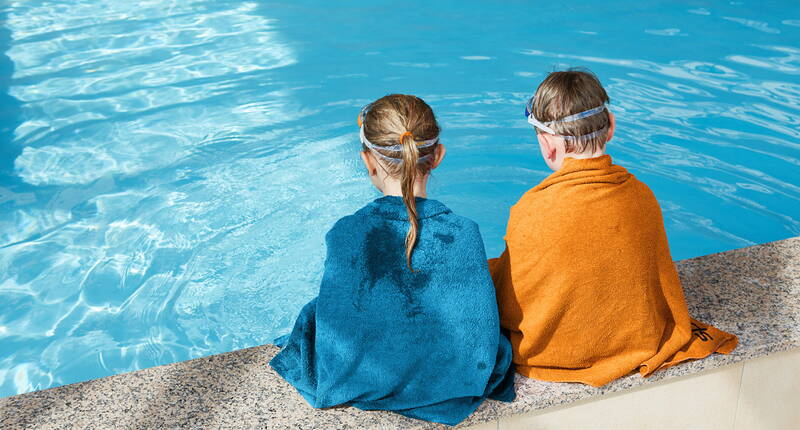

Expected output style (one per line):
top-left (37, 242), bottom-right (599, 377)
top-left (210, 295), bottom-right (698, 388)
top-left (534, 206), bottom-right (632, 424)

top-left (380, 176), bottom-right (429, 199)
top-left (564, 146), bottom-right (606, 160)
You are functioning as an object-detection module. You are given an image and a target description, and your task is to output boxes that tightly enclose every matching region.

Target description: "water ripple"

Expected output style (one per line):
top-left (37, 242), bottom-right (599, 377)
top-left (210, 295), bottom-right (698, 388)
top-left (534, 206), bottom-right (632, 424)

top-left (9, 0), bottom-right (296, 186)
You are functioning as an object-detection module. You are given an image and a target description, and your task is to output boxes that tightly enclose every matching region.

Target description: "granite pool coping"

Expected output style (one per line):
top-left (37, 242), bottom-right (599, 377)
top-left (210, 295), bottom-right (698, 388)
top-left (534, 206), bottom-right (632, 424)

top-left (1, 236), bottom-right (799, 429)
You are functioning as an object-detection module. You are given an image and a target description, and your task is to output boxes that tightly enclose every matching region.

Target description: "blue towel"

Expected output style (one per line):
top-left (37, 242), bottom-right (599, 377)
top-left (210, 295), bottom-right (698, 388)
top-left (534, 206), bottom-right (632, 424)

top-left (270, 196), bottom-right (515, 425)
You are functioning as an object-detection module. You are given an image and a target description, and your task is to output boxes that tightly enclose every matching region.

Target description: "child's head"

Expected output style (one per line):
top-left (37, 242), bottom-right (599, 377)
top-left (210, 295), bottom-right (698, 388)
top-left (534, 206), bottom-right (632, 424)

top-left (526, 69), bottom-right (615, 171)
top-left (358, 94), bottom-right (446, 270)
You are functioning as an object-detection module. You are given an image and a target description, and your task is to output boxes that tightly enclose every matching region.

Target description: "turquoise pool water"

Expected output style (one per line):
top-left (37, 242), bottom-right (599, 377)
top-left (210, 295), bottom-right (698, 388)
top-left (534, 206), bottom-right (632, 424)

top-left (1, 0), bottom-right (798, 398)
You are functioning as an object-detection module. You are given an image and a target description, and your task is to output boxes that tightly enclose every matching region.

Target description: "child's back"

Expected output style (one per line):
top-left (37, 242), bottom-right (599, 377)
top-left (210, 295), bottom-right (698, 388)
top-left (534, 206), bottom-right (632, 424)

top-left (490, 70), bottom-right (737, 387)
top-left (271, 95), bottom-right (514, 425)
top-left (274, 197), bottom-right (514, 419)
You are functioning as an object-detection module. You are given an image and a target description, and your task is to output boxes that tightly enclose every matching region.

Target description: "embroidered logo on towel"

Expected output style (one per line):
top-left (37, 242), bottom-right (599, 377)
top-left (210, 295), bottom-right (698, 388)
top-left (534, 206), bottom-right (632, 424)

top-left (691, 322), bottom-right (714, 342)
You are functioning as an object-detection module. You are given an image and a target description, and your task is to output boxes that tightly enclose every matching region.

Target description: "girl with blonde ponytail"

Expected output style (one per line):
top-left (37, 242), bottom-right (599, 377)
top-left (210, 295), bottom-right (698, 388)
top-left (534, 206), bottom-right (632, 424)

top-left (271, 94), bottom-right (516, 425)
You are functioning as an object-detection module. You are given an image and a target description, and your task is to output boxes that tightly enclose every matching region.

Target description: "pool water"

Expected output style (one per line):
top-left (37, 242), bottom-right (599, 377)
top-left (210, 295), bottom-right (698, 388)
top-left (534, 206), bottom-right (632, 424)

top-left (1, 0), bottom-right (798, 398)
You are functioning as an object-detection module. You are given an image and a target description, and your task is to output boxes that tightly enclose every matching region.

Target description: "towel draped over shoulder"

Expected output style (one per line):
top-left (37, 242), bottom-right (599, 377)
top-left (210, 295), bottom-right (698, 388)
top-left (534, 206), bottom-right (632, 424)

top-left (271, 196), bottom-right (515, 426)
top-left (489, 155), bottom-right (738, 387)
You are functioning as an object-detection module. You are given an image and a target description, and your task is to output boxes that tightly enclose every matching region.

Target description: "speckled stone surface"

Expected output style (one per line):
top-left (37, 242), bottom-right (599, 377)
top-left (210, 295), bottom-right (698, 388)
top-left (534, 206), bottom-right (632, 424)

top-left (2, 237), bottom-right (799, 429)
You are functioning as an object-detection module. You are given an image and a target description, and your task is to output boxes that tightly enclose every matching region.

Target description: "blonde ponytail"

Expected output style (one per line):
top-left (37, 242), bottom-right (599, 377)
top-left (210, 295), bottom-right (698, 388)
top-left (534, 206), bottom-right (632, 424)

top-left (359, 94), bottom-right (440, 272)
top-left (399, 131), bottom-right (419, 271)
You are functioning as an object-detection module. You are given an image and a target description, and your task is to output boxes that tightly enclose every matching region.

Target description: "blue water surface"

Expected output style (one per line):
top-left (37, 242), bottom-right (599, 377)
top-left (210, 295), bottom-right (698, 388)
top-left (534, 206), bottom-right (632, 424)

top-left (1, 0), bottom-right (798, 397)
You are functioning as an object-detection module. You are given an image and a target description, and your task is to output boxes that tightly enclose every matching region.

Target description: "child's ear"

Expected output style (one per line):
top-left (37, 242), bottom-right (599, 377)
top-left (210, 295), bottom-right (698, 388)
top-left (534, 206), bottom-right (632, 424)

top-left (430, 144), bottom-right (447, 170)
top-left (537, 133), bottom-right (558, 161)
top-left (606, 111), bottom-right (616, 142)
top-left (359, 151), bottom-right (378, 176)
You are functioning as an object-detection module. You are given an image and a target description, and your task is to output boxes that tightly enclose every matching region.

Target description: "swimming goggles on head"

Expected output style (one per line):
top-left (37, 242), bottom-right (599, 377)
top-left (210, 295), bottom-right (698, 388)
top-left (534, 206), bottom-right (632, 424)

top-left (357, 103), bottom-right (439, 164)
top-left (524, 98), bottom-right (609, 141)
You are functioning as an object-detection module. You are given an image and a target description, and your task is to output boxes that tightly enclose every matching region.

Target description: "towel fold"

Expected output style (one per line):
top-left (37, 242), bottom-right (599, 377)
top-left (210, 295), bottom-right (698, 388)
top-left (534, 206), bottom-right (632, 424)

top-left (489, 155), bottom-right (737, 387)
top-left (271, 196), bottom-right (516, 425)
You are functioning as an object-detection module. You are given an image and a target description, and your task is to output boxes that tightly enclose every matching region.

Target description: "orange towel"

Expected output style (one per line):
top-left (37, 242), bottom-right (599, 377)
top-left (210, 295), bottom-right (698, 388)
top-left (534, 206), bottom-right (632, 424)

top-left (489, 155), bottom-right (738, 387)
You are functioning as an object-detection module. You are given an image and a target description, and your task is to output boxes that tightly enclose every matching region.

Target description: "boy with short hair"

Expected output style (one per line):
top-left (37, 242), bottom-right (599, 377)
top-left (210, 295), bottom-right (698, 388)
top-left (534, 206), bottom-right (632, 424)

top-left (490, 69), bottom-right (737, 387)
